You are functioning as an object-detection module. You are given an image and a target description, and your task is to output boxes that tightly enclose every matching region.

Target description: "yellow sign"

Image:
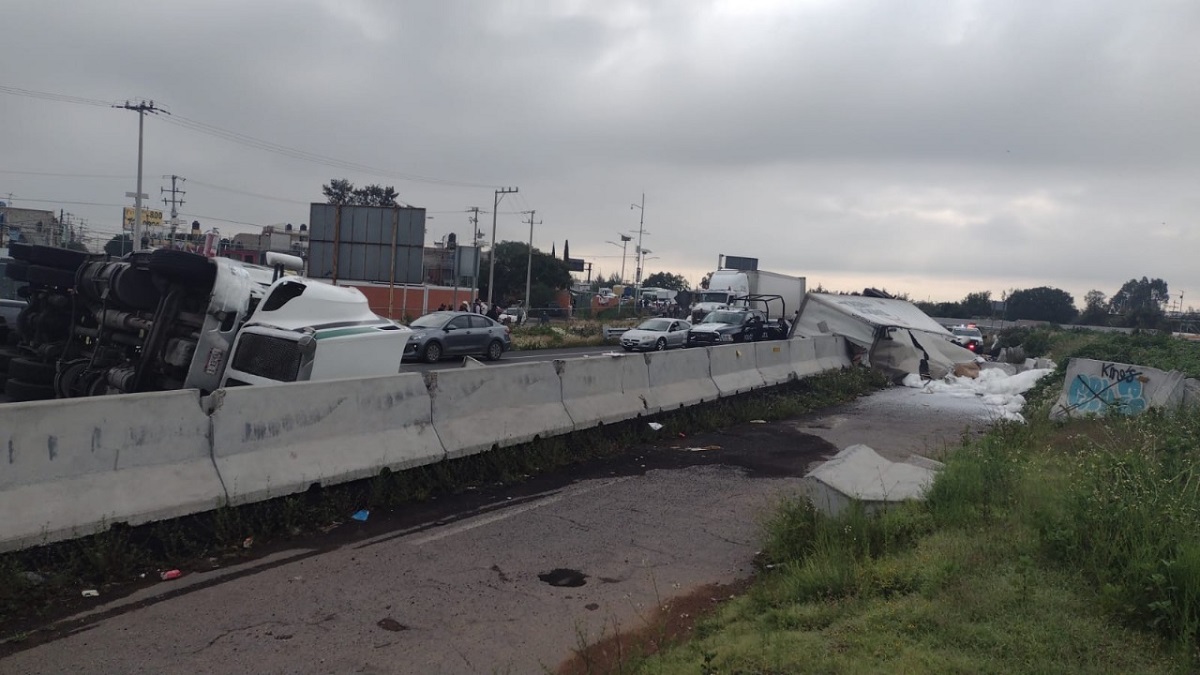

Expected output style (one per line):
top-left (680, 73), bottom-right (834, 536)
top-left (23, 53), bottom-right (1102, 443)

top-left (122, 206), bottom-right (164, 230)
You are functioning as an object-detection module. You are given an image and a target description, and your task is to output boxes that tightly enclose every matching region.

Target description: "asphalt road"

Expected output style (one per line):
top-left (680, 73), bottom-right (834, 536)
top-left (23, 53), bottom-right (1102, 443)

top-left (0, 386), bottom-right (994, 674)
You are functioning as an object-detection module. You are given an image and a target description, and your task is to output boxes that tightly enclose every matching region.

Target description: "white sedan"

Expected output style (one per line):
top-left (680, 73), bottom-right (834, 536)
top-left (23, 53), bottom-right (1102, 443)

top-left (620, 318), bottom-right (692, 351)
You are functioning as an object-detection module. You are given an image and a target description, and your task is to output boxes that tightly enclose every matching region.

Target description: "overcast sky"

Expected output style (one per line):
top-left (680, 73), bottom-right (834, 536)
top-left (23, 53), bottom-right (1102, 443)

top-left (2, 0), bottom-right (1197, 307)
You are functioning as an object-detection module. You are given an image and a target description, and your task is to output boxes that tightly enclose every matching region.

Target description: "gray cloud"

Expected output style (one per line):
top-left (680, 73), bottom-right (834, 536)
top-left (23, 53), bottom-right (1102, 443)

top-left (2, 0), bottom-right (1197, 307)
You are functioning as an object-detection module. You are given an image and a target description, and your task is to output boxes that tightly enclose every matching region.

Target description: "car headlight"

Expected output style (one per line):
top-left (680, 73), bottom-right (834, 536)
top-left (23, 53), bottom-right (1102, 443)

top-left (409, 333), bottom-right (426, 340)
top-left (719, 334), bottom-right (735, 342)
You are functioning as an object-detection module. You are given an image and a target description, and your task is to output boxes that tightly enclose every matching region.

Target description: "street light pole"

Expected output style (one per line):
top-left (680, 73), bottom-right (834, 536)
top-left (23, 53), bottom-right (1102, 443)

top-left (630, 193), bottom-right (646, 309)
top-left (487, 187), bottom-right (518, 306)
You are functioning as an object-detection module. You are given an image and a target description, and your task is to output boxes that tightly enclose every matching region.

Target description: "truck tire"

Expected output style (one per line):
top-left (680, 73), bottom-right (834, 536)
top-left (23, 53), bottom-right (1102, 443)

top-left (4, 260), bottom-right (29, 282)
top-left (148, 249), bottom-right (216, 287)
top-left (5, 378), bottom-right (56, 401)
top-left (9, 357), bottom-right (56, 384)
top-left (26, 245), bottom-right (88, 271)
top-left (27, 264), bottom-right (78, 288)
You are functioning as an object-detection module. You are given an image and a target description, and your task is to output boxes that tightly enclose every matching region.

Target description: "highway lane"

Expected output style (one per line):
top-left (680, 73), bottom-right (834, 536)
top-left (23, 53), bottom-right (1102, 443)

top-left (1, 387), bottom-right (989, 675)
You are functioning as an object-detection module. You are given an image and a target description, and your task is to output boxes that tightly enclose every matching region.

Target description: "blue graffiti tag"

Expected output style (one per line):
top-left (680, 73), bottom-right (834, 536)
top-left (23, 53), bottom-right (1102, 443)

top-left (1066, 363), bottom-right (1147, 415)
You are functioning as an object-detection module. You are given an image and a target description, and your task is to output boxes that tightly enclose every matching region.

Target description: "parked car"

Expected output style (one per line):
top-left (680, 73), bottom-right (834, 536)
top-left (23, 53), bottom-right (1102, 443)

top-left (686, 308), bottom-right (770, 346)
top-left (620, 318), bottom-right (691, 351)
top-left (499, 306), bottom-right (527, 326)
top-left (404, 311), bottom-right (511, 363)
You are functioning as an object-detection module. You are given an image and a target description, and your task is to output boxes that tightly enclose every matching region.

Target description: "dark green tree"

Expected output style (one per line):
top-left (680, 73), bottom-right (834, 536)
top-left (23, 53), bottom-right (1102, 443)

top-left (104, 234), bottom-right (133, 257)
top-left (1004, 286), bottom-right (1077, 323)
top-left (479, 240), bottom-right (571, 306)
top-left (1077, 289), bottom-right (1110, 326)
top-left (960, 291), bottom-right (992, 318)
top-left (351, 184), bottom-right (400, 207)
top-left (1109, 277), bottom-right (1169, 329)
top-left (642, 271), bottom-right (691, 292)
top-left (322, 179), bottom-right (355, 205)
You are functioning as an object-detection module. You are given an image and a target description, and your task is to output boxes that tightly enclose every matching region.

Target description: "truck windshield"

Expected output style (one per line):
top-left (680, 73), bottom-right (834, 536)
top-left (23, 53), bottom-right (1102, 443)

top-left (696, 292), bottom-right (730, 303)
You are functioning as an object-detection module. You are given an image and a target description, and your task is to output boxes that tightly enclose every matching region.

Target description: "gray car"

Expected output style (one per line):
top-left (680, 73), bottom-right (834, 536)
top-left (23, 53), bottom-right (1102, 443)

top-left (620, 318), bottom-right (692, 351)
top-left (403, 311), bottom-right (512, 363)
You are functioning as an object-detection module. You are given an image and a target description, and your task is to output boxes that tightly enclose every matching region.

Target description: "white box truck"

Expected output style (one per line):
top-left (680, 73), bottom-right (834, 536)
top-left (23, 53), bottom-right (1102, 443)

top-left (689, 268), bottom-right (806, 322)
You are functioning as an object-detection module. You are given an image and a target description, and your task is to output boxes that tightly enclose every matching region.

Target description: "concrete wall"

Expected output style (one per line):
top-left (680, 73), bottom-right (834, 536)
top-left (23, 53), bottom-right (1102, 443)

top-left (0, 337), bottom-right (847, 552)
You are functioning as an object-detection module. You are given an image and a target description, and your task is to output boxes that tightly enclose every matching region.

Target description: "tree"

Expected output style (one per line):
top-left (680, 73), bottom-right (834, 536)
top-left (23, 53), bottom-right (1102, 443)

top-left (1004, 286), bottom-right (1077, 323)
top-left (479, 240), bottom-right (571, 307)
top-left (351, 184), bottom-right (399, 207)
top-left (322, 179), bottom-right (355, 205)
top-left (960, 291), bottom-right (992, 318)
top-left (104, 234), bottom-right (133, 257)
top-left (1109, 277), bottom-right (1169, 329)
top-left (1077, 289), bottom-right (1110, 326)
top-left (642, 271), bottom-right (691, 292)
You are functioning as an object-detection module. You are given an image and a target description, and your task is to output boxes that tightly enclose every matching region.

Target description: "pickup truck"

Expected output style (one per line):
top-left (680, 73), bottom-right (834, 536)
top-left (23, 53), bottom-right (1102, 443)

top-left (0, 243), bottom-right (410, 401)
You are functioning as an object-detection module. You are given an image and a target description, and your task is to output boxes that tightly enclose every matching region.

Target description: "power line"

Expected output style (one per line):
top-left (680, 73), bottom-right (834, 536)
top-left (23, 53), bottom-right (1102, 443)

top-left (0, 169), bottom-right (132, 179)
top-left (1, 84), bottom-right (501, 190)
top-left (187, 179), bottom-right (309, 205)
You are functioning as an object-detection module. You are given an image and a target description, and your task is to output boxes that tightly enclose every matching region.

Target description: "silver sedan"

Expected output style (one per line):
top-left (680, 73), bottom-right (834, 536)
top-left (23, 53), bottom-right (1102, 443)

top-left (620, 318), bottom-right (692, 352)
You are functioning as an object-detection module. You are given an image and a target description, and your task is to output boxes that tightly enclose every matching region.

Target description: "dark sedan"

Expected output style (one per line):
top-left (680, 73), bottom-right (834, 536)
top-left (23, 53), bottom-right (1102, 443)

top-left (403, 311), bottom-right (512, 363)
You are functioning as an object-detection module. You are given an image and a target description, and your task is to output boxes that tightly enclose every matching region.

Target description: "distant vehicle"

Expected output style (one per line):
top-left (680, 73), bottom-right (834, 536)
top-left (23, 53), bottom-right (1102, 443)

top-left (499, 306), bottom-right (527, 326)
top-left (403, 311), bottom-right (511, 363)
top-left (689, 267), bottom-right (805, 322)
top-left (620, 318), bottom-right (691, 351)
top-left (951, 325), bottom-right (985, 353)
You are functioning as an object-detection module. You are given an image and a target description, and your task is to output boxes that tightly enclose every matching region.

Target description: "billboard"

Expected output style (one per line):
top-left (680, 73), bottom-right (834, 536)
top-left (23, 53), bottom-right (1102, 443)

top-left (722, 255), bottom-right (759, 271)
top-left (122, 206), bottom-right (164, 230)
top-left (566, 257), bottom-right (586, 272)
top-left (307, 203), bottom-right (426, 283)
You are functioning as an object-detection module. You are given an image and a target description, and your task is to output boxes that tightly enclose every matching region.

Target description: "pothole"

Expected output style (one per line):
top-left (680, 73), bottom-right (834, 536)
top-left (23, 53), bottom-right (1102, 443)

top-left (538, 568), bottom-right (588, 587)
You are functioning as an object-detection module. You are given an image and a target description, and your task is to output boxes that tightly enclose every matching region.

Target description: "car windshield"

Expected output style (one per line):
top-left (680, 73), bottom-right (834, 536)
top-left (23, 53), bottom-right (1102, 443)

top-left (703, 311), bottom-right (745, 324)
top-left (697, 292), bottom-right (731, 303)
top-left (637, 319), bottom-right (673, 331)
top-left (953, 327), bottom-right (983, 338)
top-left (411, 313), bottom-right (453, 329)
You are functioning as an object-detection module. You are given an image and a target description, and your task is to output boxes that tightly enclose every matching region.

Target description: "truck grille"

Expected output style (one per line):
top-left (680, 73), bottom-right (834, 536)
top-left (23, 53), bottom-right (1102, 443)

top-left (230, 333), bottom-right (303, 382)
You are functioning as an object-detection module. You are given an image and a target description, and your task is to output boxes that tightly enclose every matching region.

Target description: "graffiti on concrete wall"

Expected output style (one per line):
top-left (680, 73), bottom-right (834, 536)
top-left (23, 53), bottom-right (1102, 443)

top-left (1066, 362), bottom-right (1148, 415)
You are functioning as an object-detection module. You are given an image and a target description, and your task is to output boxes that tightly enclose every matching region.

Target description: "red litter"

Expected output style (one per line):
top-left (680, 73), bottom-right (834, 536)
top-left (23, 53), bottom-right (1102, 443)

top-left (160, 569), bottom-right (183, 581)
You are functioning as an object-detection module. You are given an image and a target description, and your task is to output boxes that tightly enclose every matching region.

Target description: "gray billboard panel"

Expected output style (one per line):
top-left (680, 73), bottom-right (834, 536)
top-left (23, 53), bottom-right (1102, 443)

top-left (307, 203), bottom-right (426, 283)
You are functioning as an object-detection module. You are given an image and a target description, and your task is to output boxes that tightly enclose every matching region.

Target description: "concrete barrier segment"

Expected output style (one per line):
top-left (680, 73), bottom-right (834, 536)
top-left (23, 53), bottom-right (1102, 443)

top-left (708, 344), bottom-right (767, 397)
top-left (557, 354), bottom-right (653, 429)
top-left (428, 360), bottom-right (574, 460)
top-left (754, 340), bottom-right (795, 386)
top-left (644, 347), bottom-right (719, 410)
top-left (209, 373), bottom-right (445, 505)
top-left (790, 338), bottom-right (823, 378)
top-left (1050, 358), bottom-right (1186, 420)
top-left (813, 335), bottom-right (852, 370)
top-left (0, 390), bottom-right (222, 553)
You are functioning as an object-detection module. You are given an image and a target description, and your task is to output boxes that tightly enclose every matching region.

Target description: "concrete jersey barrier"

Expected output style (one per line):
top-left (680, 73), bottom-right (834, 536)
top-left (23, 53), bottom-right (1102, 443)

top-left (557, 354), bottom-right (652, 429)
top-left (428, 360), bottom-right (574, 459)
top-left (790, 338), bottom-right (823, 378)
top-left (0, 390), bottom-right (221, 553)
top-left (813, 335), bottom-right (851, 370)
top-left (1050, 358), bottom-right (1186, 420)
top-left (209, 373), bottom-right (445, 505)
top-left (708, 344), bottom-right (766, 396)
top-left (644, 348), bottom-right (719, 411)
top-left (754, 340), bottom-right (795, 386)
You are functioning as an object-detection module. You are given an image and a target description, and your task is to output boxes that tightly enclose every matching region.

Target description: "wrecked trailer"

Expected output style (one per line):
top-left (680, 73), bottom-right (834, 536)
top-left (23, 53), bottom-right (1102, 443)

top-left (789, 292), bottom-right (978, 381)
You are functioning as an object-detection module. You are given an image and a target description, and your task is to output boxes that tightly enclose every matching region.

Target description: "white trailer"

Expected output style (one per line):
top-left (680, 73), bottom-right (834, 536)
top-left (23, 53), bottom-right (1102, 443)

top-left (689, 269), bottom-right (806, 322)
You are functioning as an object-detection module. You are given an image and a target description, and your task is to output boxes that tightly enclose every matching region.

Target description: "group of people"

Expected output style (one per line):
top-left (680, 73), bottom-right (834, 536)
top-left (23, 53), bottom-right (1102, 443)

top-left (437, 298), bottom-right (505, 322)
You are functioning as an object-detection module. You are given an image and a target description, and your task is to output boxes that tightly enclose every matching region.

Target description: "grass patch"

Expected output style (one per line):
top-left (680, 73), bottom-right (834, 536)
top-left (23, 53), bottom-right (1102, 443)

top-left (626, 331), bottom-right (1200, 673)
top-left (0, 367), bottom-right (885, 634)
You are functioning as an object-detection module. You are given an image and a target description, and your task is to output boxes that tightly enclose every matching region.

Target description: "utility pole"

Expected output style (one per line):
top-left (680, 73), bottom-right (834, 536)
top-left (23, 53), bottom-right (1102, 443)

top-left (487, 187), bottom-right (518, 306)
top-left (467, 205), bottom-right (485, 300)
top-left (115, 100), bottom-right (167, 251)
top-left (630, 193), bottom-right (647, 309)
top-left (161, 174), bottom-right (186, 245)
top-left (522, 210), bottom-right (541, 311)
